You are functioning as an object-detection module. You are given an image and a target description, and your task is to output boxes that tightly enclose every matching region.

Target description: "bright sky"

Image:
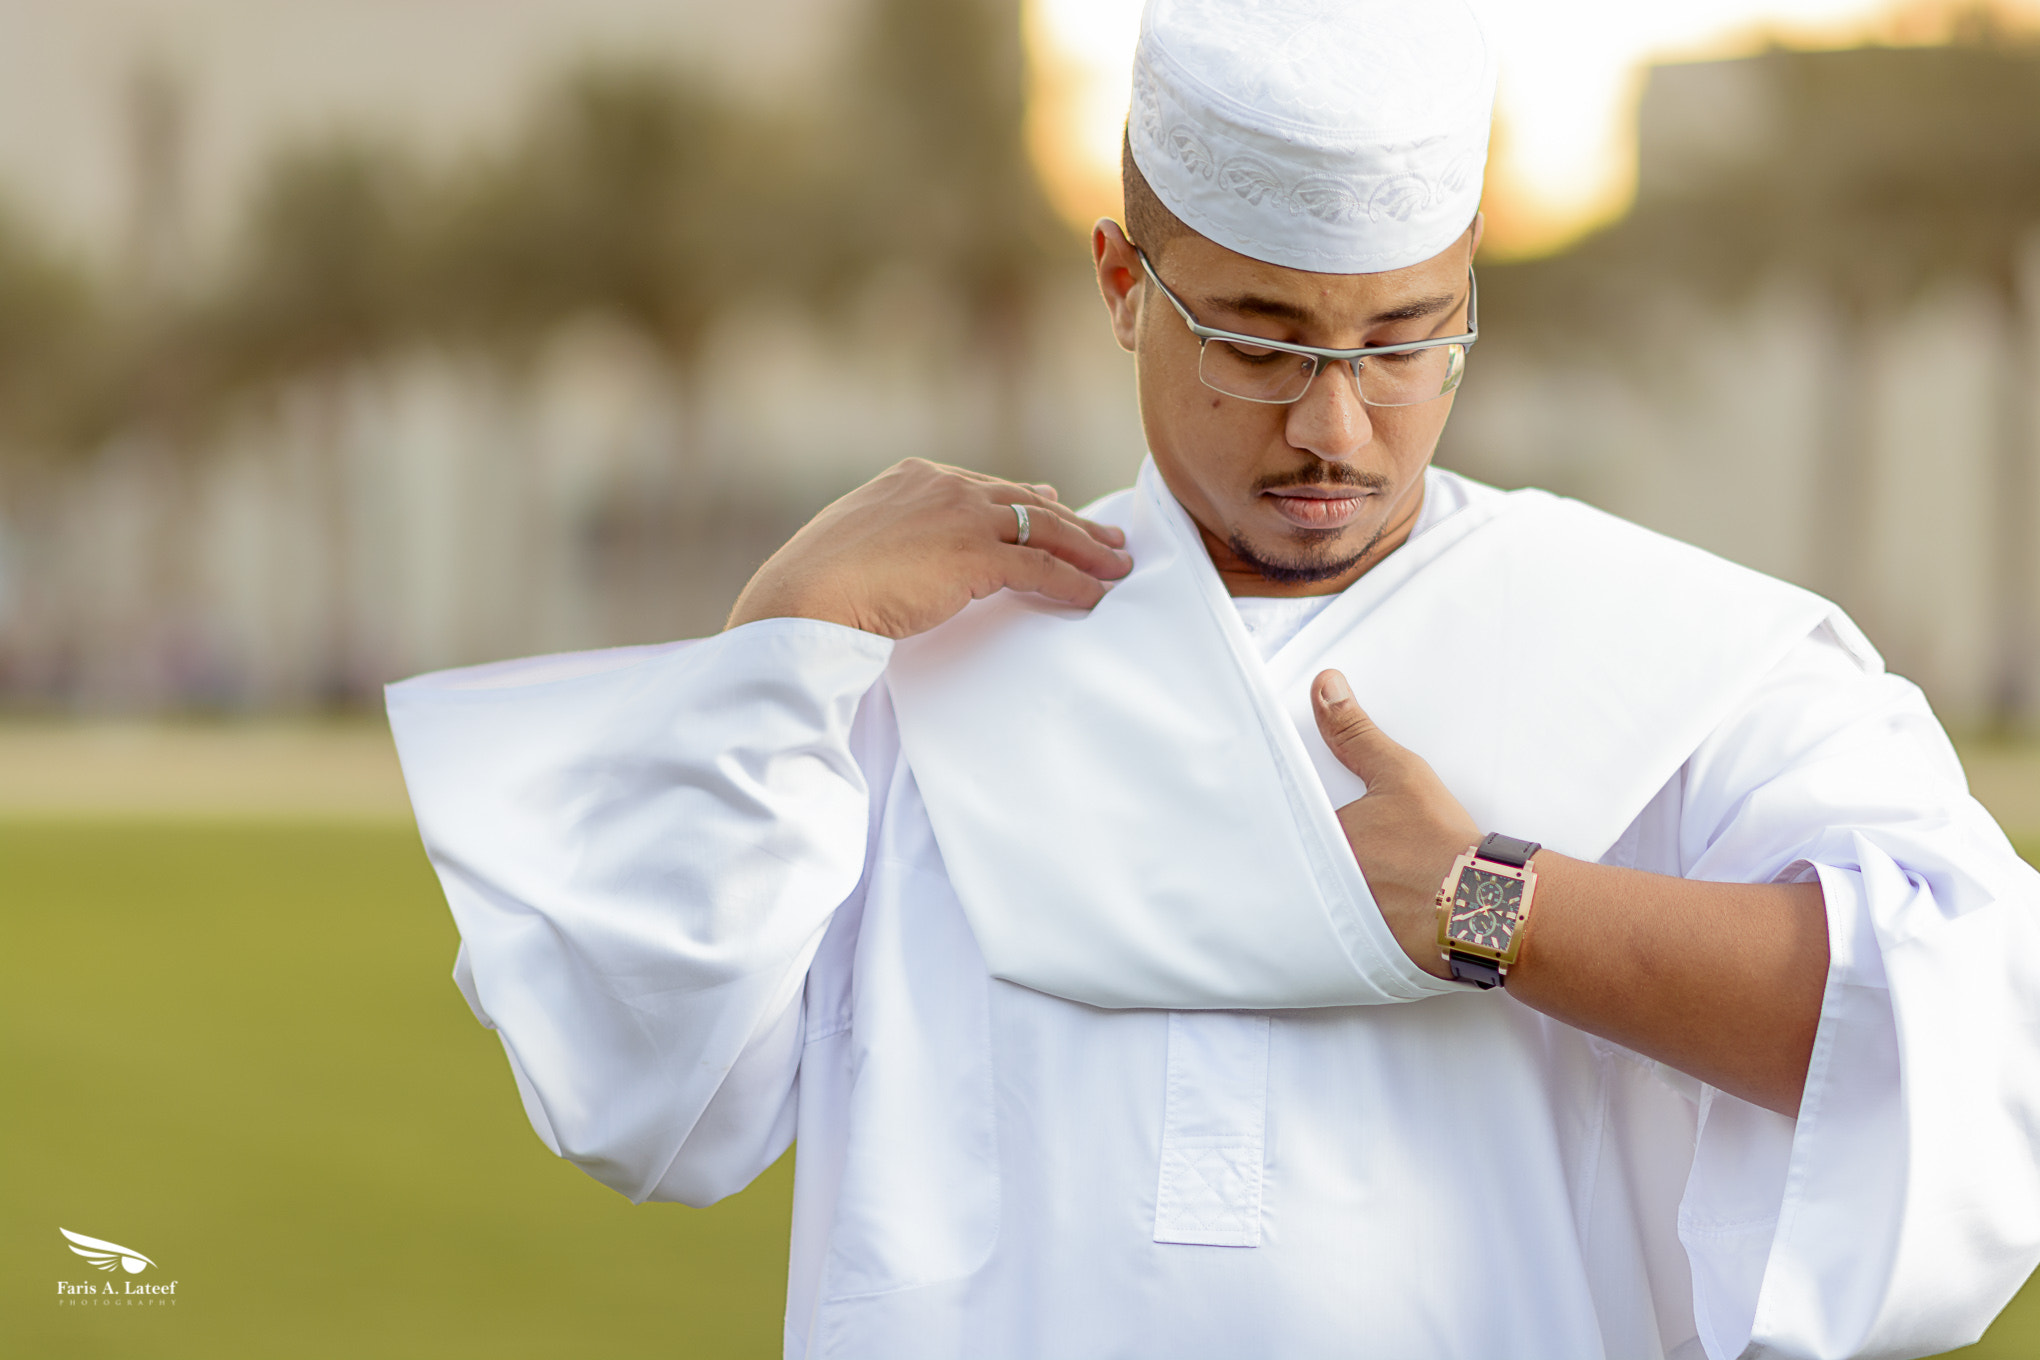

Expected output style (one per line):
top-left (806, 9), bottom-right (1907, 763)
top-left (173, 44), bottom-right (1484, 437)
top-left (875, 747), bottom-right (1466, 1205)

top-left (1023, 0), bottom-right (2040, 255)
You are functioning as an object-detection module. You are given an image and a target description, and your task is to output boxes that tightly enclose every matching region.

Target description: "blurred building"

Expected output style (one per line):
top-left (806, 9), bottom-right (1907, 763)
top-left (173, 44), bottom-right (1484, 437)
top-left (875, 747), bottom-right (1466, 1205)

top-left (0, 285), bottom-right (1141, 706)
top-left (1450, 39), bottom-right (2040, 731)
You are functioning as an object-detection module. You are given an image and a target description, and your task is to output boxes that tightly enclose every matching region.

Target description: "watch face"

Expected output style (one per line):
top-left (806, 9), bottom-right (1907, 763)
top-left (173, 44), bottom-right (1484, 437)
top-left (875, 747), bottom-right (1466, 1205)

top-left (1450, 867), bottom-right (1524, 953)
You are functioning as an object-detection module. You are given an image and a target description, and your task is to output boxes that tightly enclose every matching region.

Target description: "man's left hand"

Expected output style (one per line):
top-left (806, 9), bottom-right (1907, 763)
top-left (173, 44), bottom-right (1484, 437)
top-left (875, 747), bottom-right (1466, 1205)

top-left (1311, 667), bottom-right (1827, 1114)
top-left (1311, 668), bottom-right (1481, 979)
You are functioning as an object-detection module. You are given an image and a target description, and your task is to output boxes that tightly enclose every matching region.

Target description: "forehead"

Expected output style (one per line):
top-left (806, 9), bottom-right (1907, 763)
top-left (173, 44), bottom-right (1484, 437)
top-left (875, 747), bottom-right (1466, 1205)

top-left (1152, 226), bottom-right (1470, 327)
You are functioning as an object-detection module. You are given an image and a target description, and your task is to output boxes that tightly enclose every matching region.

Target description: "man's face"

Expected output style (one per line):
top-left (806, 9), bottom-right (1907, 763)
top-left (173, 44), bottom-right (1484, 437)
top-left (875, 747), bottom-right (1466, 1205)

top-left (1093, 219), bottom-right (1480, 596)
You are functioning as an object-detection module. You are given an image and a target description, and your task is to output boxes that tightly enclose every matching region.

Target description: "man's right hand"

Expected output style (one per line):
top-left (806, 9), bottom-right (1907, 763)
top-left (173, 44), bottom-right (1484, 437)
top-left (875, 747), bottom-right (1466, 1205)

top-left (724, 459), bottom-right (1134, 640)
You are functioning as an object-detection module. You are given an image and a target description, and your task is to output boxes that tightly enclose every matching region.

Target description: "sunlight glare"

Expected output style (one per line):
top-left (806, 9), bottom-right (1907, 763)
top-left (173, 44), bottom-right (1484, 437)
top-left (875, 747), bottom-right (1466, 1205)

top-left (1025, 0), bottom-right (2040, 257)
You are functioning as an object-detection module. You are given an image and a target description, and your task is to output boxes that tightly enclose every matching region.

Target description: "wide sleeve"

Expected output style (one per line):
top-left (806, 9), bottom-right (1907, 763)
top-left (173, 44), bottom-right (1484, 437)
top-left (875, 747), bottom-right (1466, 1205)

top-left (385, 619), bottom-right (896, 1207)
top-left (1667, 623), bottom-right (2040, 1359)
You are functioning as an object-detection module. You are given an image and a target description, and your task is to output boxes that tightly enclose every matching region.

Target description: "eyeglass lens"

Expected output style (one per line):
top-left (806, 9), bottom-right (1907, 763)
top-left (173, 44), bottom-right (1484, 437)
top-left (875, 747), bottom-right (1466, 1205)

top-left (1197, 339), bottom-right (1467, 407)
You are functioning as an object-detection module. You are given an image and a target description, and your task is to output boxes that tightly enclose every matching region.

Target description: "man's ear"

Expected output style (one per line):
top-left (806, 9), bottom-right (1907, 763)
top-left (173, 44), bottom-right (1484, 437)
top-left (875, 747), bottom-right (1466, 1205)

top-left (1092, 218), bottom-right (1144, 355)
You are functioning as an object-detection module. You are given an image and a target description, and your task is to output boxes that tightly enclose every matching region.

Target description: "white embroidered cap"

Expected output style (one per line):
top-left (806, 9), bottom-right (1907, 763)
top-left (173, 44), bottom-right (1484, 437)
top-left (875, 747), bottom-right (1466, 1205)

top-left (1130, 0), bottom-right (1497, 274)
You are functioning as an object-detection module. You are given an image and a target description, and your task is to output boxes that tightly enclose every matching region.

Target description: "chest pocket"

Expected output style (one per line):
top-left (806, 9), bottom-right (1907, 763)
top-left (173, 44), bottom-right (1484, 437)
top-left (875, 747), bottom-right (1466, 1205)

top-left (1154, 1011), bottom-right (1271, 1247)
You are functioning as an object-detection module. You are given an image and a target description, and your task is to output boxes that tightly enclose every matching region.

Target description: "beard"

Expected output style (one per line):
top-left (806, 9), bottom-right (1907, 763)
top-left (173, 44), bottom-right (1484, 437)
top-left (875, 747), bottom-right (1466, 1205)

top-left (1227, 464), bottom-right (1395, 585)
top-left (1226, 522), bottom-right (1391, 584)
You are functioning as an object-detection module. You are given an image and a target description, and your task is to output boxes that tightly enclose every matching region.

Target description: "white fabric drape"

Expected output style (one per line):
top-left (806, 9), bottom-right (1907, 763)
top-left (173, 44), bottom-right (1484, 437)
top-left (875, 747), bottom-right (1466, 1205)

top-left (886, 461), bottom-right (1841, 1011)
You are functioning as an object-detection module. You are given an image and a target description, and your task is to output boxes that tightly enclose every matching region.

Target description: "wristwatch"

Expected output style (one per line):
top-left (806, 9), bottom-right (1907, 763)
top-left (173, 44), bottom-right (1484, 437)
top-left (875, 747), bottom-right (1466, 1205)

top-left (1435, 833), bottom-right (1542, 989)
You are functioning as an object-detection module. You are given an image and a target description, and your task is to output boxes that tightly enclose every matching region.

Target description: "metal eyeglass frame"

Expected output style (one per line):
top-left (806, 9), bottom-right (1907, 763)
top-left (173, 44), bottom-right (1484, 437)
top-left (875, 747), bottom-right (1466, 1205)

top-left (1136, 246), bottom-right (1479, 407)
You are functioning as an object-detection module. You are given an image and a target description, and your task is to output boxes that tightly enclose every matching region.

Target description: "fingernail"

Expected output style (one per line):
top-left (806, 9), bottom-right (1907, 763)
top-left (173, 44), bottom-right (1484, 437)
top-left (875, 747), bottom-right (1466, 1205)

top-left (1319, 671), bottom-right (1352, 705)
top-left (1114, 549), bottom-right (1133, 569)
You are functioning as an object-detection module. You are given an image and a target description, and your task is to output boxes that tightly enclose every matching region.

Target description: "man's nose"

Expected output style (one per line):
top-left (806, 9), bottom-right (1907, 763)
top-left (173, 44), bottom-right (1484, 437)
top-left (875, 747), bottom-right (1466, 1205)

top-left (1283, 360), bottom-right (1373, 463)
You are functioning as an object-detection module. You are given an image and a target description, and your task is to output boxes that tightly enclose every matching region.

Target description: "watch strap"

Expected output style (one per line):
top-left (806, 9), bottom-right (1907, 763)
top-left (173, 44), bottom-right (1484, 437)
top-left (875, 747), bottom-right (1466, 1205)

top-left (1476, 832), bottom-right (1541, 868)
top-left (1447, 953), bottom-right (1504, 990)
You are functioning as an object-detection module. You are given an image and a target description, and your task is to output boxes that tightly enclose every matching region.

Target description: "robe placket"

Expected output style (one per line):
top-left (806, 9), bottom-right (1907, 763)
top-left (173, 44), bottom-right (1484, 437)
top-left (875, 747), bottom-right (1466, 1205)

top-left (1153, 1010), bottom-right (1272, 1247)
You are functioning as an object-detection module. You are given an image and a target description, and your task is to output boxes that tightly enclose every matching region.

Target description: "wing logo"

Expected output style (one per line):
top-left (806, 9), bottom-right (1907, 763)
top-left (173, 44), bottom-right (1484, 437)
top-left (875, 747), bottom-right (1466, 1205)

top-left (60, 1228), bottom-right (157, 1275)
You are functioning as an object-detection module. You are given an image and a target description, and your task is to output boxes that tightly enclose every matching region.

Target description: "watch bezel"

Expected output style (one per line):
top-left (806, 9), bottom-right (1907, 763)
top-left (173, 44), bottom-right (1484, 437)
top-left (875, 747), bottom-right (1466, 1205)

top-left (1435, 850), bottom-right (1538, 969)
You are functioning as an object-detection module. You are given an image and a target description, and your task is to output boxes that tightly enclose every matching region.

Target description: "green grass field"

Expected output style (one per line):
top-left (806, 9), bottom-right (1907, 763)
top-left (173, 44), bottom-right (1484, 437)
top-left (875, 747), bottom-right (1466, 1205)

top-left (4, 823), bottom-right (790, 1359)
top-left (4, 821), bottom-right (2037, 1358)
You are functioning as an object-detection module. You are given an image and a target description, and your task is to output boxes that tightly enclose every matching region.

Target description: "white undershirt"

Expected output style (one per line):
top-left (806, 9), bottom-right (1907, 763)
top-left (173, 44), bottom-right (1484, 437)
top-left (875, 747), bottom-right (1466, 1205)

top-left (1230, 468), bottom-right (1472, 660)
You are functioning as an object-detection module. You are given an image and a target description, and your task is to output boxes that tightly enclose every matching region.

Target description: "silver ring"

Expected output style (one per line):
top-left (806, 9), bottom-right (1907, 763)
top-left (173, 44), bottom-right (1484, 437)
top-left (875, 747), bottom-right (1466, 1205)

top-left (1012, 503), bottom-right (1032, 546)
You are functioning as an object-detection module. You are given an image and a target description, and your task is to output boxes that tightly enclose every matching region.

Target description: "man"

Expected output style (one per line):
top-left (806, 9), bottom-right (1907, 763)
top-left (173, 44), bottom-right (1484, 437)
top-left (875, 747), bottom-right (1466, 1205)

top-left (388, 2), bottom-right (2040, 1356)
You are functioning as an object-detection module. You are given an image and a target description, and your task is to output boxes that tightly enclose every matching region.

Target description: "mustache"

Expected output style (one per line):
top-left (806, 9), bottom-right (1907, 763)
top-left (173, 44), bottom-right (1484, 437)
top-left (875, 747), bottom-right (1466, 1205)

top-left (1252, 465), bottom-right (1390, 495)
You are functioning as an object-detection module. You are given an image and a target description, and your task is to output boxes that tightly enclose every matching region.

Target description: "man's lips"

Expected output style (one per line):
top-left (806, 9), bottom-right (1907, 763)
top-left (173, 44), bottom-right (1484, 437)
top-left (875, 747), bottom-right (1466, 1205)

top-left (1262, 485), bottom-right (1372, 529)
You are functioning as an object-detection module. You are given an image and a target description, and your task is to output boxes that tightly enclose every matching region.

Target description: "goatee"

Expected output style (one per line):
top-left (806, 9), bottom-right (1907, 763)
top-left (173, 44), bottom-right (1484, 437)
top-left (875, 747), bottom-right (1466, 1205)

top-left (1227, 518), bottom-right (1393, 585)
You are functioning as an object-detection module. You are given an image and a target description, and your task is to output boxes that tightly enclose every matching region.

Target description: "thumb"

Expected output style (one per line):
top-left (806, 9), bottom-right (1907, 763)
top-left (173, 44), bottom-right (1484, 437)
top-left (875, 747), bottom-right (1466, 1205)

top-left (1312, 669), bottom-right (1404, 786)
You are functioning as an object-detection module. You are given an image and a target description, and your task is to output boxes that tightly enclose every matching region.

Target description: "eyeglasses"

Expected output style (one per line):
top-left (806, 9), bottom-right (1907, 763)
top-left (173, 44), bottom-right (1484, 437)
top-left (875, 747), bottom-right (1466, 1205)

top-left (1137, 247), bottom-right (1478, 408)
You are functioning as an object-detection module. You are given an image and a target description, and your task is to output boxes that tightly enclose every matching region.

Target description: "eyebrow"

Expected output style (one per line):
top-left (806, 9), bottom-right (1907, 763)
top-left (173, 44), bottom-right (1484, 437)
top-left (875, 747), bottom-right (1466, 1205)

top-left (1203, 289), bottom-right (1464, 330)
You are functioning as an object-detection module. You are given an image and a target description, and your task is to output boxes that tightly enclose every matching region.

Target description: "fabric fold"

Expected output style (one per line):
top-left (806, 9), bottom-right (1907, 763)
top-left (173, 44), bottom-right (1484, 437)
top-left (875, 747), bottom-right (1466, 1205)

top-left (888, 458), bottom-right (1839, 1012)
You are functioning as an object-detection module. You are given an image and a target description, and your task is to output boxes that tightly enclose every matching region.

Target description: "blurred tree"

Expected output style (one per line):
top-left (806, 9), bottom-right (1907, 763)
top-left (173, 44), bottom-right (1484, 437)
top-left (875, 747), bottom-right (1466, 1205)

top-left (211, 141), bottom-right (421, 383)
top-left (0, 204), bottom-right (97, 454)
top-left (1485, 36), bottom-right (2040, 347)
top-left (426, 66), bottom-right (759, 362)
top-left (845, 0), bottom-right (1063, 307)
top-left (4, 0), bottom-right (1070, 457)
top-left (839, 0), bottom-right (1070, 475)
